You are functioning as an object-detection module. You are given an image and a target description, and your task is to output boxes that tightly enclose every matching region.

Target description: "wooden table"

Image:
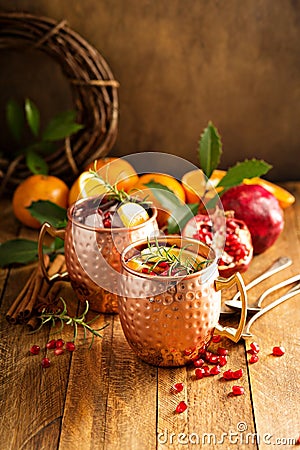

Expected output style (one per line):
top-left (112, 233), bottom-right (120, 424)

top-left (1, 182), bottom-right (299, 450)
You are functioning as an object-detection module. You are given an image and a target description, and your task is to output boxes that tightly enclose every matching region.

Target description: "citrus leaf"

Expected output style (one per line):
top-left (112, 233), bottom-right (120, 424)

top-left (26, 149), bottom-right (48, 175)
top-left (27, 200), bottom-right (67, 228)
top-left (25, 98), bottom-right (40, 137)
top-left (217, 159), bottom-right (272, 190)
top-left (6, 99), bottom-right (24, 142)
top-left (198, 122), bottom-right (222, 178)
top-left (42, 110), bottom-right (84, 141)
top-left (0, 239), bottom-right (51, 267)
top-left (167, 203), bottom-right (199, 234)
top-left (145, 180), bottom-right (182, 211)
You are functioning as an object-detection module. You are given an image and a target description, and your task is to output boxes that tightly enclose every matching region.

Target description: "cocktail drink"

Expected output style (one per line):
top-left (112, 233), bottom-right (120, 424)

top-left (119, 236), bottom-right (247, 367)
top-left (38, 192), bottom-right (159, 314)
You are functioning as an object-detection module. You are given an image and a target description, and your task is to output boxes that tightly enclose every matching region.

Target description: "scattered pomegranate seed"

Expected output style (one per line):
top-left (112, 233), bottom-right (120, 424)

top-left (172, 383), bottom-right (184, 393)
top-left (210, 365), bottom-right (221, 375)
top-left (250, 342), bottom-right (260, 354)
top-left (41, 357), bottom-right (51, 368)
top-left (296, 435), bottom-right (300, 445)
top-left (46, 339), bottom-right (56, 349)
top-left (249, 354), bottom-right (259, 364)
top-left (232, 385), bottom-right (244, 396)
top-left (66, 342), bottom-right (76, 352)
top-left (223, 369), bottom-right (234, 380)
top-left (212, 335), bottom-right (221, 343)
top-left (30, 345), bottom-right (40, 355)
top-left (202, 365), bottom-right (210, 376)
top-left (54, 348), bottom-right (64, 356)
top-left (208, 355), bottom-right (220, 364)
top-left (55, 339), bottom-right (64, 348)
top-left (217, 347), bottom-right (228, 356)
top-left (175, 401), bottom-right (188, 414)
top-left (195, 368), bottom-right (205, 379)
top-left (193, 358), bottom-right (205, 368)
top-left (232, 369), bottom-right (243, 379)
top-left (219, 355), bottom-right (228, 367)
top-left (272, 346), bottom-right (285, 356)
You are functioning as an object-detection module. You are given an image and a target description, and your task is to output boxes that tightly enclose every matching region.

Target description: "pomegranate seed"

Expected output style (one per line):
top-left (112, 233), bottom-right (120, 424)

top-left (210, 365), bottom-right (221, 375)
top-left (272, 346), bottom-right (285, 356)
top-left (212, 335), bottom-right (221, 343)
top-left (204, 351), bottom-right (212, 360)
top-left (223, 369), bottom-right (234, 380)
top-left (103, 219), bottom-right (111, 228)
top-left (208, 354), bottom-right (220, 364)
top-left (202, 365), bottom-right (210, 374)
top-left (46, 339), bottom-right (56, 349)
top-left (172, 382), bottom-right (184, 393)
top-left (250, 342), bottom-right (260, 354)
top-left (157, 261), bottom-right (169, 268)
top-left (41, 357), bottom-right (51, 368)
top-left (54, 348), bottom-right (64, 356)
top-left (30, 345), bottom-right (40, 355)
top-left (195, 368), bottom-right (205, 379)
top-left (232, 369), bottom-right (243, 379)
top-left (232, 385), bottom-right (244, 396)
top-left (66, 341), bottom-right (76, 352)
top-left (55, 339), bottom-right (64, 348)
top-left (217, 347), bottom-right (229, 356)
top-left (219, 355), bottom-right (228, 367)
top-left (296, 435), bottom-right (300, 445)
top-left (175, 401), bottom-right (188, 414)
top-left (249, 354), bottom-right (259, 364)
top-left (193, 358), bottom-right (205, 368)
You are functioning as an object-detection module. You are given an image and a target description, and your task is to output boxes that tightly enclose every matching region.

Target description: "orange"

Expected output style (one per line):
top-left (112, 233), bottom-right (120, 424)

top-left (68, 171), bottom-right (108, 205)
top-left (181, 169), bottom-right (226, 203)
top-left (243, 177), bottom-right (295, 209)
top-left (84, 157), bottom-right (139, 193)
top-left (131, 173), bottom-right (186, 228)
top-left (12, 174), bottom-right (69, 229)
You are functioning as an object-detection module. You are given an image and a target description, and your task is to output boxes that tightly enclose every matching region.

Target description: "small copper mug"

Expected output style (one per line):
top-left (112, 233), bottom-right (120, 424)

top-left (119, 236), bottom-right (247, 367)
top-left (38, 196), bottom-right (159, 313)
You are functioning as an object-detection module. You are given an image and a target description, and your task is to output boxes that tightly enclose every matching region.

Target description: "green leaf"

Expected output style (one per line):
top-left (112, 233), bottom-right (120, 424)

top-left (167, 203), bottom-right (199, 234)
top-left (25, 98), bottom-right (40, 137)
top-left (42, 110), bottom-right (84, 141)
top-left (145, 180), bottom-right (182, 211)
top-left (27, 200), bottom-right (67, 228)
top-left (0, 239), bottom-right (51, 267)
top-left (198, 121), bottom-right (222, 178)
top-left (26, 149), bottom-right (48, 175)
top-left (6, 99), bottom-right (24, 142)
top-left (217, 159), bottom-right (272, 190)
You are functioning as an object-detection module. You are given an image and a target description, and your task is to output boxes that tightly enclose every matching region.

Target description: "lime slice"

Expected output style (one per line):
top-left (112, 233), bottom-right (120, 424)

top-left (117, 202), bottom-right (149, 227)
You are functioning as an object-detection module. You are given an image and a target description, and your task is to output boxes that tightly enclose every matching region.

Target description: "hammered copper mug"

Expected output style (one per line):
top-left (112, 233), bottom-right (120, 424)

top-left (119, 236), bottom-right (248, 367)
top-left (38, 196), bottom-right (159, 313)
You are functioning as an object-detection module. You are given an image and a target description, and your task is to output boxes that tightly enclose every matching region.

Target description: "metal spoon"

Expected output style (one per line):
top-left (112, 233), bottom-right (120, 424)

top-left (241, 283), bottom-right (300, 338)
top-left (220, 256), bottom-right (292, 315)
top-left (225, 274), bottom-right (300, 313)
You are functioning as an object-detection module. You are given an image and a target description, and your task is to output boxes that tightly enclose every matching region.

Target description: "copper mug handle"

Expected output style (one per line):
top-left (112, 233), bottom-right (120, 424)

top-left (214, 272), bottom-right (247, 342)
top-left (38, 222), bottom-right (69, 282)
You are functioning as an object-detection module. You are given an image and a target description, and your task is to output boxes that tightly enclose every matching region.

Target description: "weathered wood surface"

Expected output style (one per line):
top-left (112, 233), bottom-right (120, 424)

top-left (0, 183), bottom-right (299, 450)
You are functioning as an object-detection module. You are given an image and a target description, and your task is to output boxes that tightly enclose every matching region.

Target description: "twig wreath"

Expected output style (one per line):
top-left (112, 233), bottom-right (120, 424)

top-left (0, 12), bottom-right (119, 192)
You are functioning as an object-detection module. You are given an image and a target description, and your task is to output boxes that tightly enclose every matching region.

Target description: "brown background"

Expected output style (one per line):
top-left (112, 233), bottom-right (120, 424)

top-left (1, 0), bottom-right (300, 181)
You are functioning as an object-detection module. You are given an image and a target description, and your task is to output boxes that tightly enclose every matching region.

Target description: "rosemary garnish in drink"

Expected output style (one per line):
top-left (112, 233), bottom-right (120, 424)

top-left (131, 237), bottom-right (211, 276)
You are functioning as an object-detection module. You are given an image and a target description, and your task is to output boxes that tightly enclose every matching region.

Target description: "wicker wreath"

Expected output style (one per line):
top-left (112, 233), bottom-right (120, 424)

top-left (0, 12), bottom-right (119, 192)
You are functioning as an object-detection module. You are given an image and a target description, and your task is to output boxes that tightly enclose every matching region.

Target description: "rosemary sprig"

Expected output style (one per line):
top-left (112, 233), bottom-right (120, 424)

top-left (141, 237), bottom-right (211, 276)
top-left (89, 162), bottom-right (152, 206)
top-left (31, 297), bottom-right (108, 348)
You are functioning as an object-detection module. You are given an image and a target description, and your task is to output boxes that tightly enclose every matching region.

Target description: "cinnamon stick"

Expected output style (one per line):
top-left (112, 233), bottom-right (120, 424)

top-left (6, 270), bottom-right (36, 324)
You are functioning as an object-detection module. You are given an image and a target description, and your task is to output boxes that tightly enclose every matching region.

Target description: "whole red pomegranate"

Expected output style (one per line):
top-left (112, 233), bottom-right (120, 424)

top-left (221, 184), bottom-right (284, 254)
top-left (182, 213), bottom-right (253, 277)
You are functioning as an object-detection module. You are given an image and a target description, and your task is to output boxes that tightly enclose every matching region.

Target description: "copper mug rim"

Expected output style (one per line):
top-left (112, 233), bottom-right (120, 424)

top-left (67, 195), bottom-right (158, 232)
top-left (120, 235), bottom-right (219, 282)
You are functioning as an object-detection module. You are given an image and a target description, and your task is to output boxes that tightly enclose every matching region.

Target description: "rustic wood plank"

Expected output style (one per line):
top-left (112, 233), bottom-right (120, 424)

top-left (246, 182), bottom-right (300, 449)
top-left (60, 315), bottom-right (157, 450)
